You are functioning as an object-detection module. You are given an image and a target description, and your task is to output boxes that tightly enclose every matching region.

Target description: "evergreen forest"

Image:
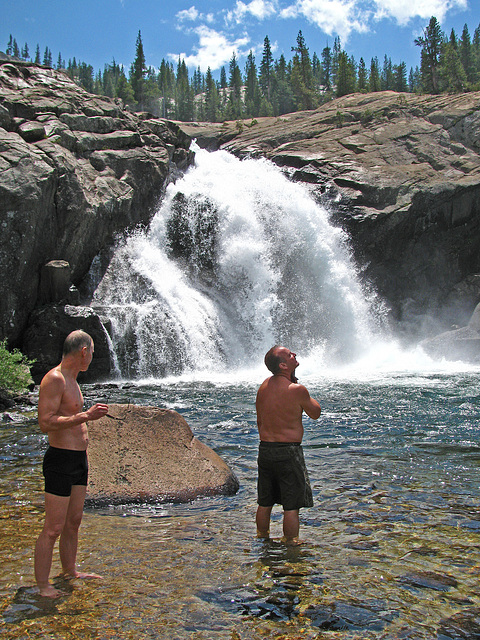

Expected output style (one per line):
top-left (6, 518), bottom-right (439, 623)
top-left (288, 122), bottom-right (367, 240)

top-left (5, 16), bottom-right (480, 123)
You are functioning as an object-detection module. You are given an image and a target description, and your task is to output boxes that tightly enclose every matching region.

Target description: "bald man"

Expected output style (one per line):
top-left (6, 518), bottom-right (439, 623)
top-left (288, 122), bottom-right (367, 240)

top-left (255, 345), bottom-right (321, 544)
top-left (34, 330), bottom-right (108, 597)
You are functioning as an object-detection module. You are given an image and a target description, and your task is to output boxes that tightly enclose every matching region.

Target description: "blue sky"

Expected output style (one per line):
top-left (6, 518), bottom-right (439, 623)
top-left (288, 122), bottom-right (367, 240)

top-left (1, 0), bottom-right (479, 79)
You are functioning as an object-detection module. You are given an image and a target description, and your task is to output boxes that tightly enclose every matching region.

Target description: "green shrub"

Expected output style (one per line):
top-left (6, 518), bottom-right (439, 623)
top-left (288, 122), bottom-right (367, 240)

top-left (0, 339), bottom-right (35, 393)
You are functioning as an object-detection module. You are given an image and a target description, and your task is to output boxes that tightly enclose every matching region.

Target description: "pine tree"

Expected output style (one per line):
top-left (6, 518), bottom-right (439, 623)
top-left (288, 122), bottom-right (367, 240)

top-left (381, 55), bottom-right (394, 90)
top-left (320, 44), bottom-right (332, 90)
top-left (34, 44), bottom-right (41, 64)
top-left (369, 57), bottom-right (381, 91)
top-left (78, 62), bottom-right (94, 92)
top-left (357, 57), bottom-right (368, 92)
top-left (21, 43), bottom-right (29, 61)
top-left (332, 37), bottom-right (342, 86)
top-left (259, 35), bottom-right (273, 101)
top-left (204, 67), bottom-right (219, 122)
top-left (459, 24), bottom-right (475, 83)
top-left (130, 30), bottom-right (146, 109)
top-left (219, 66), bottom-right (228, 89)
top-left (291, 31), bottom-right (316, 109)
top-left (175, 59), bottom-right (193, 121)
top-left (117, 70), bottom-right (136, 107)
top-left (12, 38), bottom-right (20, 58)
top-left (336, 51), bottom-right (356, 97)
top-left (415, 16), bottom-right (444, 93)
top-left (440, 40), bottom-right (467, 92)
top-left (43, 46), bottom-right (52, 67)
top-left (227, 53), bottom-right (243, 119)
top-left (408, 66), bottom-right (421, 92)
top-left (394, 62), bottom-right (408, 92)
top-left (244, 51), bottom-right (260, 117)
top-left (272, 54), bottom-right (294, 115)
top-left (473, 24), bottom-right (480, 85)
top-left (6, 35), bottom-right (13, 56)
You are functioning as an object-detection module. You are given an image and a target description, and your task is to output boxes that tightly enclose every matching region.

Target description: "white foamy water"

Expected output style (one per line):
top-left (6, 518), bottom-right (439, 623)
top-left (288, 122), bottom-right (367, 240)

top-left (93, 146), bottom-right (446, 379)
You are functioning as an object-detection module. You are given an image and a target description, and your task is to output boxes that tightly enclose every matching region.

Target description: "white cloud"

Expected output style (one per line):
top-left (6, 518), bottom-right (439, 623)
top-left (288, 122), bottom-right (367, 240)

top-left (373, 0), bottom-right (468, 25)
top-left (279, 0), bottom-right (468, 41)
top-left (176, 6), bottom-right (199, 22)
top-left (282, 0), bottom-right (371, 42)
top-left (169, 26), bottom-right (250, 71)
top-left (227, 0), bottom-right (278, 24)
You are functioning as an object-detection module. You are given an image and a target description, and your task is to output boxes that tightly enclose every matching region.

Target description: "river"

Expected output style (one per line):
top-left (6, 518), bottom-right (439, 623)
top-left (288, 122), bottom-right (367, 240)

top-left (1, 361), bottom-right (480, 639)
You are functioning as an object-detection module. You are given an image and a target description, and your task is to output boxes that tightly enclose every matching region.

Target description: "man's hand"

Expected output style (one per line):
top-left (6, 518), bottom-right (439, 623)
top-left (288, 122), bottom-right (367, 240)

top-left (85, 404), bottom-right (109, 421)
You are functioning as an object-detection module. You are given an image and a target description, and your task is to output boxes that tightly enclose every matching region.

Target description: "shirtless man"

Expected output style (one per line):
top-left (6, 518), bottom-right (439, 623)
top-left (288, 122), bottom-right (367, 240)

top-left (255, 345), bottom-right (321, 544)
top-left (34, 330), bottom-right (108, 597)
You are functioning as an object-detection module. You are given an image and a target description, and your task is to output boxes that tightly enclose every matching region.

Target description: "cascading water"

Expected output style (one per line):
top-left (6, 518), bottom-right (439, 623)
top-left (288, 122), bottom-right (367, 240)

top-left (92, 146), bottom-right (385, 378)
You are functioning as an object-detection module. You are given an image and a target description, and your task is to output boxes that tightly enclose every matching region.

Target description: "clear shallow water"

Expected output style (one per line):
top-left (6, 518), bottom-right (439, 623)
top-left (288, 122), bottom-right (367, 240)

top-left (1, 369), bottom-right (480, 639)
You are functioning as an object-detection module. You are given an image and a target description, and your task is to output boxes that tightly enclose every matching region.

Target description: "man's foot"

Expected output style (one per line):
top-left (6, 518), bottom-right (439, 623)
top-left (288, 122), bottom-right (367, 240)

top-left (281, 536), bottom-right (305, 546)
top-left (37, 583), bottom-right (63, 598)
top-left (63, 570), bottom-right (103, 580)
top-left (256, 529), bottom-right (270, 540)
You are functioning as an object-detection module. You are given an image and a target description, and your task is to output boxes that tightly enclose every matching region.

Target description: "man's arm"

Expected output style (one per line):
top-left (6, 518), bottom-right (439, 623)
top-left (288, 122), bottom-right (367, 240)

top-left (38, 373), bottom-right (107, 434)
top-left (296, 384), bottom-right (321, 420)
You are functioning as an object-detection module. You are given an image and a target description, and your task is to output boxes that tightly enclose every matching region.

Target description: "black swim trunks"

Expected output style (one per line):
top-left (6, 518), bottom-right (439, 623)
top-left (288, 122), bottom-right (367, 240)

top-left (43, 446), bottom-right (88, 497)
top-left (257, 441), bottom-right (313, 510)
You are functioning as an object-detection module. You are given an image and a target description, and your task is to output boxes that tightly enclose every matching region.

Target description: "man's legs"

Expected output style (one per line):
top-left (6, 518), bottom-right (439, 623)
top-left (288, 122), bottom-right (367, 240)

top-left (283, 509), bottom-right (300, 543)
top-left (256, 505), bottom-right (272, 538)
top-left (59, 484), bottom-right (86, 577)
top-left (59, 484), bottom-right (102, 580)
top-left (34, 492), bottom-right (70, 597)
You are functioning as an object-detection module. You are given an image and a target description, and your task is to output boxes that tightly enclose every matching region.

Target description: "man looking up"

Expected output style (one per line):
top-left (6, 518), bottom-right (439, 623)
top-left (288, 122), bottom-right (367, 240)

top-left (34, 330), bottom-right (108, 597)
top-left (255, 345), bottom-right (321, 545)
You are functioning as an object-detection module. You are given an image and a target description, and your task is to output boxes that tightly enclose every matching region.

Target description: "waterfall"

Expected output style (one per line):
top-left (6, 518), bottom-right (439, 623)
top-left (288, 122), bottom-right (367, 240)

top-left (92, 146), bottom-right (385, 379)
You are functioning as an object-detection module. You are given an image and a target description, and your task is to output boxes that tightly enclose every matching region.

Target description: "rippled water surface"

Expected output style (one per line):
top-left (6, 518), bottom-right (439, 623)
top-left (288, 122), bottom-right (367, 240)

top-left (1, 370), bottom-right (480, 639)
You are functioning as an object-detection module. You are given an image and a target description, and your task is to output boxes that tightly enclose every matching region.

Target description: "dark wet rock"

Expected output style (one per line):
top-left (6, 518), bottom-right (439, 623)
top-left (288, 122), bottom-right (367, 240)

top-left (85, 404), bottom-right (239, 505)
top-left (180, 91), bottom-right (480, 342)
top-left (437, 608), bottom-right (480, 639)
top-left (22, 305), bottom-right (112, 383)
top-left (345, 539), bottom-right (379, 551)
top-left (399, 570), bottom-right (458, 591)
top-left (304, 600), bottom-right (397, 631)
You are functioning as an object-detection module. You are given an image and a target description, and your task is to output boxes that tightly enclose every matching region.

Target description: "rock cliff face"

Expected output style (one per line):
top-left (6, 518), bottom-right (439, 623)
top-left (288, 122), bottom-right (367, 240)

top-left (181, 91), bottom-right (480, 340)
top-left (0, 58), bottom-right (193, 371)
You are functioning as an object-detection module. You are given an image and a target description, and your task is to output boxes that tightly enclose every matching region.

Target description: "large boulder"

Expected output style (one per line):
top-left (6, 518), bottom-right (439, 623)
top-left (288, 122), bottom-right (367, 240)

top-left (85, 404), bottom-right (240, 505)
top-left (0, 59), bottom-right (194, 347)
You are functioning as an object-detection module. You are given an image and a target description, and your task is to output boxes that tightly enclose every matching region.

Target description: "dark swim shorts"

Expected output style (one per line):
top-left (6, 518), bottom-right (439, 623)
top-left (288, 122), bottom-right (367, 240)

top-left (42, 446), bottom-right (88, 497)
top-left (257, 441), bottom-right (313, 511)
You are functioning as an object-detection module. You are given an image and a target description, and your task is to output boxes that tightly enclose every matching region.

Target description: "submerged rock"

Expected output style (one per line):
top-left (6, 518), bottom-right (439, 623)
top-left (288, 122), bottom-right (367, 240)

top-left (437, 608), bottom-right (480, 639)
top-left (399, 570), bottom-right (458, 591)
top-left (85, 404), bottom-right (239, 505)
